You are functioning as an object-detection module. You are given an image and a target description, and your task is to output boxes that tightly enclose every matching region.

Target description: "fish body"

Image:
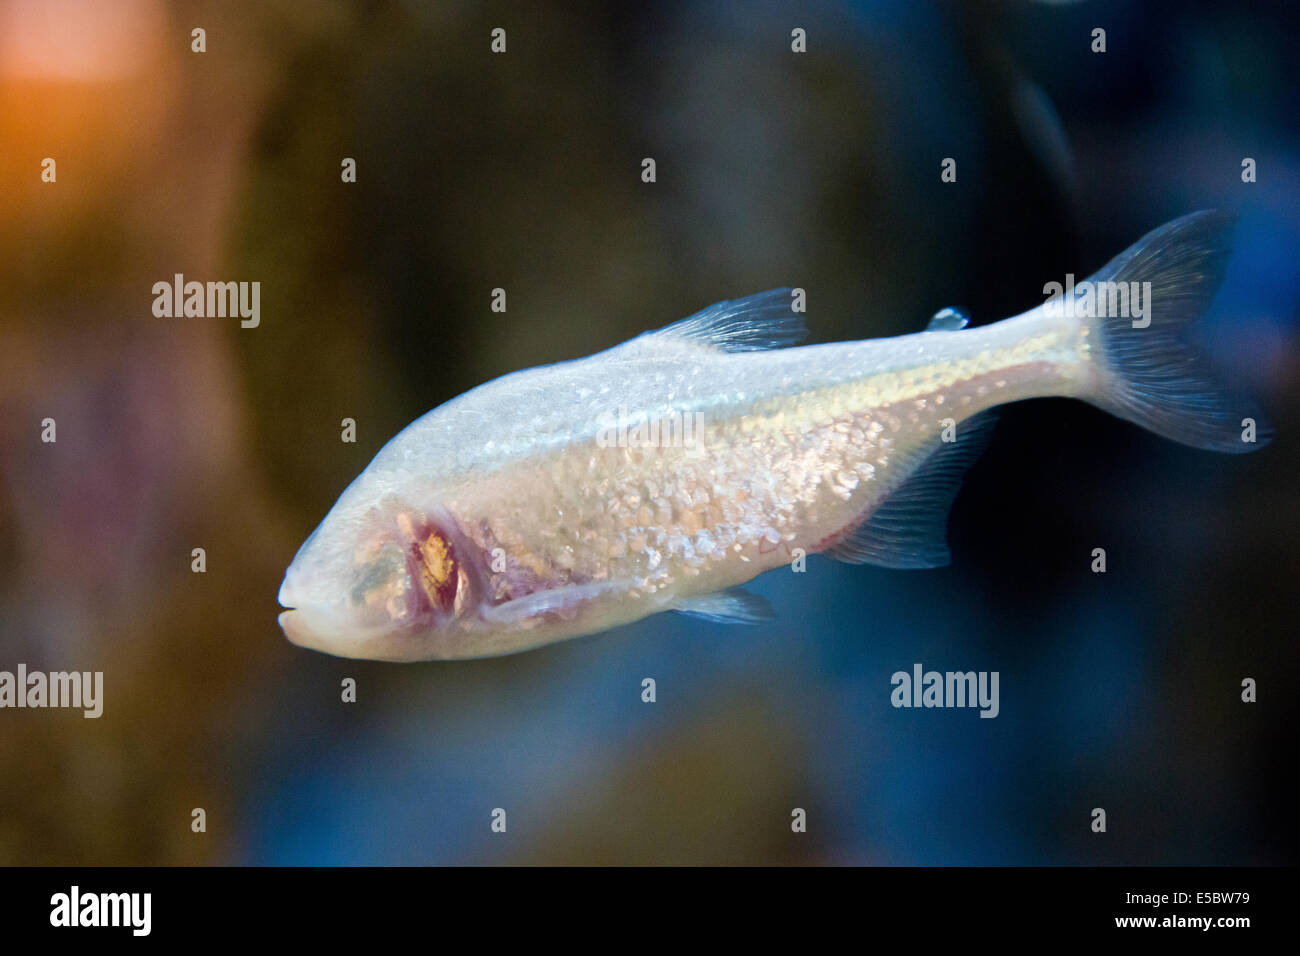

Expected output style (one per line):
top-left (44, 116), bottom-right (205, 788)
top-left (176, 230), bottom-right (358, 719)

top-left (278, 212), bottom-right (1266, 660)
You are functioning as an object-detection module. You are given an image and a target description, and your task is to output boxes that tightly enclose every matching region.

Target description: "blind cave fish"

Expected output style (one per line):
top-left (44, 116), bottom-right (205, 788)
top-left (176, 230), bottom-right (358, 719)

top-left (278, 211), bottom-right (1268, 660)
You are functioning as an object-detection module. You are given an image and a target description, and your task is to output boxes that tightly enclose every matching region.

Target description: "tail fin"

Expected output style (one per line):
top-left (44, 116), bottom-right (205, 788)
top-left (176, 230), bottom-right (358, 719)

top-left (1081, 210), bottom-right (1270, 453)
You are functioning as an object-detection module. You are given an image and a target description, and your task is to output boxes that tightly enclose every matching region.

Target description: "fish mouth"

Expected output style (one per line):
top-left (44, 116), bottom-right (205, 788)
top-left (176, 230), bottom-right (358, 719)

top-left (277, 574), bottom-right (297, 611)
top-left (278, 605), bottom-right (402, 660)
top-left (277, 574), bottom-right (320, 650)
top-left (277, 607), bottom-right (315, 648)
top-left (276, 587), bottom-right (367, 658)
top-left (275, 570), bottom-right (420, 661)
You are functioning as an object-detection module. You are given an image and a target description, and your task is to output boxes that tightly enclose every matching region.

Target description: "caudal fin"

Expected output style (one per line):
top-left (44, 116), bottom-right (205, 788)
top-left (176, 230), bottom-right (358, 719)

top-left (1082, 210), bottom-right (1270, 453)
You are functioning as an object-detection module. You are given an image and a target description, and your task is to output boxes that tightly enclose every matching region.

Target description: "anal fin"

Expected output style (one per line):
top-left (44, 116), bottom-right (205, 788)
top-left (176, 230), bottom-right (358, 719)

top-left (823, 409), bottom-right (998, 569)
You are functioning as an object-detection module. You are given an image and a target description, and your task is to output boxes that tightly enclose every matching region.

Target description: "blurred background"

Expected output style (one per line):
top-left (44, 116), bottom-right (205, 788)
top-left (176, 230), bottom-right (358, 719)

top-left (0, 0), bottom-right (1296, 865)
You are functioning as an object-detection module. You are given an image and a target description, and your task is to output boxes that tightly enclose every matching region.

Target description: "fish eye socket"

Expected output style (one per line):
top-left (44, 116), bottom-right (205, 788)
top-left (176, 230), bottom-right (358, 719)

top-left (339, 507), bottom-right (475, 635)
top-left (347, 539), bottom-right (414, 622)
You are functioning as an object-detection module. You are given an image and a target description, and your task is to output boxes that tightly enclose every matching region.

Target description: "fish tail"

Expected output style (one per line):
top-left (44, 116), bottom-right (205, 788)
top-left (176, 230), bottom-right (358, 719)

top-left (1080, 210), bottom-right (1270, 453)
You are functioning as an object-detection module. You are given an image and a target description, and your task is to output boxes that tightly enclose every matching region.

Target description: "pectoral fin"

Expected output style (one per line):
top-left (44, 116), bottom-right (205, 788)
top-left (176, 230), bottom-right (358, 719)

top-left (671, 588), bottom-right (774, 624)
top-left (482, 580), bottom-right (623, 624)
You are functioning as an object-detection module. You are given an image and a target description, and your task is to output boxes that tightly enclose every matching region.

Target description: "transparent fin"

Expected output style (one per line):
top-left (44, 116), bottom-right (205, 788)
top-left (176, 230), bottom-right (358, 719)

top-left (671, 588), bottom-right (774, 624)
top-left (1082, 210), bottom-right (1271, 453)
top-left (651, 288), bottom-right (807, 352)
top-left (824, 410), bottom-right (998, 569)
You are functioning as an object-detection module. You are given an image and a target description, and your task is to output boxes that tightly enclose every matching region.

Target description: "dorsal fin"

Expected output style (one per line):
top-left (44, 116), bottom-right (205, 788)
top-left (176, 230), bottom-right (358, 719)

top-left (926, 307), bottom-right (970, 332)
top-left (823, 410), bottom-right (998, 569)
top-left (651, 288), bottom-right (807, 352)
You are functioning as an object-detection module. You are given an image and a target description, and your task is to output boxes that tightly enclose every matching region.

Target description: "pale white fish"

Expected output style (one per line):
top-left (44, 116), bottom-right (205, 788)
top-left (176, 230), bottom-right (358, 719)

top-left (278, 211), bottom-right (1267, 661)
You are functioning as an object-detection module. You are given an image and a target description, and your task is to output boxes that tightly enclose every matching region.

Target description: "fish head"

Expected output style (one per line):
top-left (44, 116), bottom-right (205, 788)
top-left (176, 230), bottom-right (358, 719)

top-left (277, 496), bottom-right (478, 660)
